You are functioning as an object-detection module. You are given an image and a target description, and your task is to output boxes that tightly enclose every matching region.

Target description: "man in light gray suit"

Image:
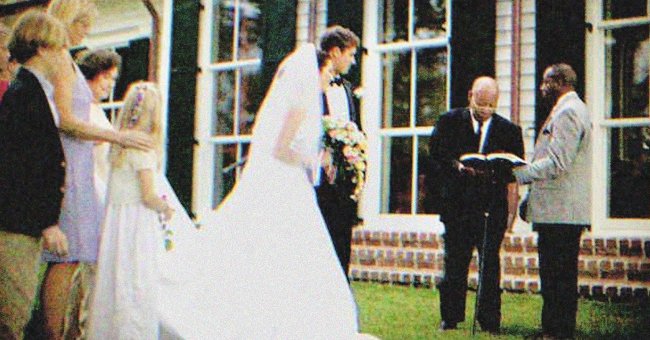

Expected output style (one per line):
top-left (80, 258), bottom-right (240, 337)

top-left (513, 63), bottom-right (591, 339)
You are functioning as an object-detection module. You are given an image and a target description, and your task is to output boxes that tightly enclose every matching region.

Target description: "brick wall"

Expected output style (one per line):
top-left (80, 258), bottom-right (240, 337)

top-left (349, 229), bottom-right (650, 301)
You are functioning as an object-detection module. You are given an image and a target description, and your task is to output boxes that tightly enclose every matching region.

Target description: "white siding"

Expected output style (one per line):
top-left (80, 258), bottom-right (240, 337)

top-left (296, 0), bottom-right (328, 45)
top-left (296, 0), bottom-right (312, 44)
top-left (495, 0), bottom-right (536, 160)
top-left (496, 0), bottom-right (536, 234)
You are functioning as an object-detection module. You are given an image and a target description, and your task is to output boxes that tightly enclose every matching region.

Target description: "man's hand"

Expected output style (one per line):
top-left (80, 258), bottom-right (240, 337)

top-left (42, 225), bottom-right (69, 257)
top-left (458, 164), bottom-right (487, 178)
top-left (119, 130), bottom-right (154, 150)
top-left (321, 149), bottom-right (337, 184)
top-left (325, 164), bottom-right (337, 184)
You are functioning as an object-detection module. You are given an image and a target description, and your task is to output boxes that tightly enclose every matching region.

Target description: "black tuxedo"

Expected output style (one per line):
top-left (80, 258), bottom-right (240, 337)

top-left (0, 68), bottom-right (65, 237)
top-left (427, 107), bottom-right (524, 330)
top-left (316, 79), bottom-right (361, 280)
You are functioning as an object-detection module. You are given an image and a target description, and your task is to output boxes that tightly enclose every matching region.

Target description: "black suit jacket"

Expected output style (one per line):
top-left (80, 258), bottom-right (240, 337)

top-left (427, 108), bottom-right (524, 222)
top-left (0, 68), bottom-right (65, 237)
top-left (317, 77), bottom-right (362, 224)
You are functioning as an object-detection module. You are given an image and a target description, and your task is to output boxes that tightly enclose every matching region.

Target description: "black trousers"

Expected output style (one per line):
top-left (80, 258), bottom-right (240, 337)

top-left (534, 223), bottom-right (587, 339)
top-left (438, 210), bottom-right (507, 330)
top-left (316, 182), bottom-right (357, 281)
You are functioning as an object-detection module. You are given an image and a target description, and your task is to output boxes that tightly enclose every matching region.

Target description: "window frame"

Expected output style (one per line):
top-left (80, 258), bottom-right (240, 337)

top-left (194, 0), bottom-right (262, 220)
top-left (361, 0), bottom-right (451, 232)
top-left (586, 0), bottom-right (650, 236)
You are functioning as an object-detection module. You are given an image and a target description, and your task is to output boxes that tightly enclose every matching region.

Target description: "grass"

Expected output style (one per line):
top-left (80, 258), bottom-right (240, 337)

top-left (352, 281), bottom-right (650, 339)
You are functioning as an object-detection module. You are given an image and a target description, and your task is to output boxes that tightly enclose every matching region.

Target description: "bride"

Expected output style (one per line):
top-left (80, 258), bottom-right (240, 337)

top-left (157, 43), bottom-right (374, 339)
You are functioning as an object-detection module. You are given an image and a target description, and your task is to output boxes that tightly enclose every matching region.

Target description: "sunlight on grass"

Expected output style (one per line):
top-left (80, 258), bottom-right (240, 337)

top-left (352, 282), bottom-right (650, 340)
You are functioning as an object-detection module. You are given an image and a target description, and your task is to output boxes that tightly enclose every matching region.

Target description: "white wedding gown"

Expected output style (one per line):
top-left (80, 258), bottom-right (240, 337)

top-left (157, 44), bottom-right (365, 339)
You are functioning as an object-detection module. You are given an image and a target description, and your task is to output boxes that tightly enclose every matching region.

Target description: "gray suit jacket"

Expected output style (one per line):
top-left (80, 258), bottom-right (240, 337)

top-left (514, 91), bottom-right (592, 225)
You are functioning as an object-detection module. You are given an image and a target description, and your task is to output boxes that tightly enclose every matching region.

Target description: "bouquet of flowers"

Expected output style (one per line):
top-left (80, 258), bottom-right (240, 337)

top-left (322, 116), bottom-right (368, 201)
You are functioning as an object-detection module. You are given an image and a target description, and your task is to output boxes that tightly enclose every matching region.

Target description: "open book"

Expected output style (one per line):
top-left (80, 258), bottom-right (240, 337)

top-left (459, 152), bottom-right (528, 166)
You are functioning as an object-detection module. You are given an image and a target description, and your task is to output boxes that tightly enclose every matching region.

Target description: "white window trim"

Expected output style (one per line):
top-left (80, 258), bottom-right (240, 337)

top-left (193, 0), bottom-right (217, 222)
top-left (585, 0), bottom-right (650, 236)
top-left (193, 0), bottom-right (263, 222)
top-left (361, 0), bottom-right (450, 233)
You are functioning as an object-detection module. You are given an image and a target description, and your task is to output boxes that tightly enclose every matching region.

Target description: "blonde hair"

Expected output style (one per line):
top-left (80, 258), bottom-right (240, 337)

top-left (110, 81), bottom-right (163, 168)
top-left (8, 11), bottom-right (67, 63)
top-left (47, 0), bottom-right (98, 28)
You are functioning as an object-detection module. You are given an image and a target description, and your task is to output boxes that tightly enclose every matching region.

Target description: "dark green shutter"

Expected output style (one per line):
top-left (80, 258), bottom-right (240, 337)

top-left (259, 0), bottom-right (297, 94)
top-left (166, 1), bottom-right (200, 213)
top-left (450, 0), bottom-right (497, 109)
top-left (535, 0), bottom-right (586, 134)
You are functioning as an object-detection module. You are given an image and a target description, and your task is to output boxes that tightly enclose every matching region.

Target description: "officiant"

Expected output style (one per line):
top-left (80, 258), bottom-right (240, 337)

top-left (426, 76), bottom-right (524, 333)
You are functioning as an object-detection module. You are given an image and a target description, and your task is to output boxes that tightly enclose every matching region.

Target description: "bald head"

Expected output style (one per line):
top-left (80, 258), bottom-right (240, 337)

top-left (471, 76), bottom-right (499, 97)
top-left (468, 76), bottom-right (499, 121)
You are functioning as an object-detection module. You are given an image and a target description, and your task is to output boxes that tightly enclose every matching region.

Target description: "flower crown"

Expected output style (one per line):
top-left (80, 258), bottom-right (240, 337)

top-left (127, 85), bottom-right (147, 128)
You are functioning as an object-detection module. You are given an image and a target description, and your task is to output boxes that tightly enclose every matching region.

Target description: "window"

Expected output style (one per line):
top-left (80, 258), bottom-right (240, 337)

top-left (586, 0), bottom-right (650, 233)
top-left (363, 0), bottom-right (449, 230)
top-left (195, 0), bottom-right (264, 217)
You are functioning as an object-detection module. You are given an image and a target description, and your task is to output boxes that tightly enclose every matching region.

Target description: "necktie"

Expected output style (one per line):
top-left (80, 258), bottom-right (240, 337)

top-left (476, 121), bottom-right (483, 152)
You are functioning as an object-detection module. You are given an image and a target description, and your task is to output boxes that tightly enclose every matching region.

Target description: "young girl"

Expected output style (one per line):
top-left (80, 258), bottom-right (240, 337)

top-left (88, 82), bottom-right (173, 340)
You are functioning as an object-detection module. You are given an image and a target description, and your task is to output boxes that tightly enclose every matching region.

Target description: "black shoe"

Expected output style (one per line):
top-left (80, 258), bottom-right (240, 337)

top-left (439, 321), bottom-right (457, 331)
top-left (480, 323), bottom-right (500, 334)
top-left (482, 325), bottom-right (500, 334)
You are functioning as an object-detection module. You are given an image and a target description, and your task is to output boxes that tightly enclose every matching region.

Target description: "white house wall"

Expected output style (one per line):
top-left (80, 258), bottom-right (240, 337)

top-left (495, 0), bottom-right (537, 161)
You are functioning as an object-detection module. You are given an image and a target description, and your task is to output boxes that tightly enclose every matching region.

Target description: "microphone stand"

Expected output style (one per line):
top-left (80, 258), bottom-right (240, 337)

top-left (471, 168), bottom-right (496, 336)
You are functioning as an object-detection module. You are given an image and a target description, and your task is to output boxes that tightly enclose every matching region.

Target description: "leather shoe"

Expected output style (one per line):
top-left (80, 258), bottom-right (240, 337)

top-left (482, 325), bottom-right (500, 334)
top-left (438, 321), bottom-right (457, 331)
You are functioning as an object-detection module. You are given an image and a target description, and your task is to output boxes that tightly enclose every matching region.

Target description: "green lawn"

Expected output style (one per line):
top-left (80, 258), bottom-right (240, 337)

top-left (353, 282), bottom-right (650, 339)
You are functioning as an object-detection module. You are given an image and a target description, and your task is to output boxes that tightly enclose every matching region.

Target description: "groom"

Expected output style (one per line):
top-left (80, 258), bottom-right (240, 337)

top-left (316, 26), bottom-right (362, 280)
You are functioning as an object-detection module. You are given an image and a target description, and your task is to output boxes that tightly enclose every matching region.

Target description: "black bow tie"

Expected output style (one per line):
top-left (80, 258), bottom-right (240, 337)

top-left (329, 76), bottom-right (343, 86)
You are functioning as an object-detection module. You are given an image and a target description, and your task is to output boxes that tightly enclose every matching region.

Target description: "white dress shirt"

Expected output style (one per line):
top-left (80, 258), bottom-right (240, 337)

top-left (325, 84), bottom-right (350, 121)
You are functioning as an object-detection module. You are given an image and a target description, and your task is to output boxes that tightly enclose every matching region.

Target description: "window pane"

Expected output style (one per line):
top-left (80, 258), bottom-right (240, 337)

top-left (605, 25), bottom-right (650, 119)
top-left (213, 71), bottom-right (235, 135)
top-left (603, 0), bottom-right (646, 20)
top-left (416, 48), bottom-right (447, 126)
top-left (382, 51), bottom-right (411, 128)
top-left (236, 2), bottom-right (262, 61)
top-left (379, 0), bottom-right (408, 43)
top-left (212, 0), bottom-right (263, 63)
top-left (212, 142), bottom-right (250, 208)
top-left (381, 136), bottom-right (413, 213)
top-left (414, 0), bottom-right (446, 40)
top-left (213, 143), bottom-right (237, 208)
top-left (213, 2), bottom-right (233, 62)
top-left (609, 127), bottom-right (650, 218)
top-left (416, 135), bottom-right (431, 213)
top-left (239, 64), bottom-right (264, 135)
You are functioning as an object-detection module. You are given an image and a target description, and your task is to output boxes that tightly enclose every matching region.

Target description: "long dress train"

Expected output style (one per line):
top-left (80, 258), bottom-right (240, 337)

top-left (158, 44), bottom-right (363, 339)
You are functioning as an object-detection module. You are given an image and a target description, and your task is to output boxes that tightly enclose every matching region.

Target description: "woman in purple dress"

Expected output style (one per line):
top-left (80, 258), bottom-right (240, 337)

top-left (40, 1), bottom-right (151, 338)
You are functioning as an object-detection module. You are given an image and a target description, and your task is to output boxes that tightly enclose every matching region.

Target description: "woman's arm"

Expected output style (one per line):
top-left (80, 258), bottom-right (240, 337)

top-left (52, 51), bottom-right (152, 150)
top-left (138, 168), bottom-right (174, 221)
top-left (273, 107), bottom-right (308, 167)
